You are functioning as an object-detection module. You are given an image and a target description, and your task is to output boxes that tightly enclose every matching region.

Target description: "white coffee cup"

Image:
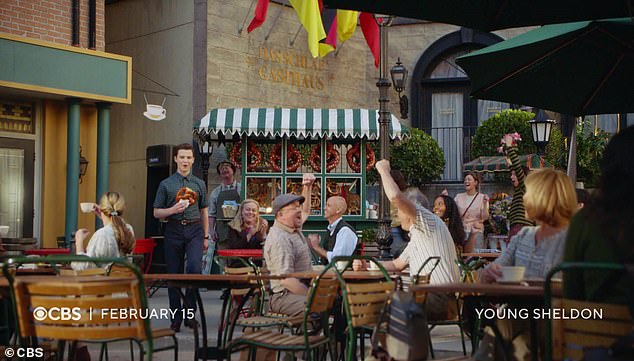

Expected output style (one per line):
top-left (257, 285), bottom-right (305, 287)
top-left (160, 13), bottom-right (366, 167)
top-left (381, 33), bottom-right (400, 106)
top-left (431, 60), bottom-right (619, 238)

top-left (368, 261), bottom-right (380, 271)
top-left (146, 104), bottom-right (166, 117)
top-left (0, 225), bottom-right (9, 237)
top-left (499, 266), bottom-right (526, 282)
top-left (80, 202), bottom-right (94, 214)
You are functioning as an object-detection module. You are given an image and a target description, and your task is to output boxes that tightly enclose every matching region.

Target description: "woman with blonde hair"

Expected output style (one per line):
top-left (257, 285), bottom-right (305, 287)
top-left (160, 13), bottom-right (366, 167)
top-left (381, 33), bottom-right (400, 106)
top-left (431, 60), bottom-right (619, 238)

top-left (72, 192), bottom-right (135, 271)
top-left (474, 168), bottom-right (577, 361)
top-left (481, 168), bottom-right (577, 282)
top-left (222, 198), bottom-right (268, 250)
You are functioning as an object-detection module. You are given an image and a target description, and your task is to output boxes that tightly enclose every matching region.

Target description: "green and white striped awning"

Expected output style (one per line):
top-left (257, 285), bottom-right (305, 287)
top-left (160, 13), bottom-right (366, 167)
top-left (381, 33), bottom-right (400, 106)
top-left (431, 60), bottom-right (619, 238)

top-left (195, 108), bottom-right (409, 139)
top-left (463, 154), bottom-right (552, 173)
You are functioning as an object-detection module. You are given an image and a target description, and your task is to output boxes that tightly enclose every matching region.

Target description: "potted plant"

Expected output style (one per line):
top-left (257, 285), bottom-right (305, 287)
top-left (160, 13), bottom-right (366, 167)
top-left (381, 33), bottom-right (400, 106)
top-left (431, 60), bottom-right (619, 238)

top-left (390, 128), bottom-right (445, 188)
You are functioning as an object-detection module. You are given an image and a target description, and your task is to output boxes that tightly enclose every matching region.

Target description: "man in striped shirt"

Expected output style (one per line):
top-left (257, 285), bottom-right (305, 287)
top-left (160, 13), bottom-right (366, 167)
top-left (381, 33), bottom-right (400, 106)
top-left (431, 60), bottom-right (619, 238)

top-left (355, 160), bottom-right (460, 318)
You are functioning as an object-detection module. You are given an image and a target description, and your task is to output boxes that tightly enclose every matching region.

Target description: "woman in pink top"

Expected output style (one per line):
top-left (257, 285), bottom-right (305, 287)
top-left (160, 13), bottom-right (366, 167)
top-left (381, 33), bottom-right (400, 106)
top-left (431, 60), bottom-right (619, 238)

top-left (454, 172), bottom-right (489, 252)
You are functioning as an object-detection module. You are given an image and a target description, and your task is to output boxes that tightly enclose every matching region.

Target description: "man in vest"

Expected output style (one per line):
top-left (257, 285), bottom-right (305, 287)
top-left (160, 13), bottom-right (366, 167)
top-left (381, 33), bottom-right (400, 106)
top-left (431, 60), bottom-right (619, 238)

top-left (308, 196), bottom-right (358, 265)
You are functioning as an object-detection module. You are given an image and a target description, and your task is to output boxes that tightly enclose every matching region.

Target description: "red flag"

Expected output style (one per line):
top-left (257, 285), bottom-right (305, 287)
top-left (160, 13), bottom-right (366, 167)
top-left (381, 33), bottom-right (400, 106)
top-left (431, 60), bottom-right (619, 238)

top-left (319, 7), bottom-right (338, 56)
top-left (359, 12), bottom-right (379, 68)
top-left (247, 0), bottom-right (270, 33)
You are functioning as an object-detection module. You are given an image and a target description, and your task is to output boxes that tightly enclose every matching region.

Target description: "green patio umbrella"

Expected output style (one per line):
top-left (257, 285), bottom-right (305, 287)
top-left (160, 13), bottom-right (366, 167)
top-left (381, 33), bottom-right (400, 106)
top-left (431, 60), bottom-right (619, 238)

top-left (463, 154), bottom-right (552, 173)
top-left (323, 0), bottom-right (633, 31)
top-left (455, 18), bottom-right (634, 116)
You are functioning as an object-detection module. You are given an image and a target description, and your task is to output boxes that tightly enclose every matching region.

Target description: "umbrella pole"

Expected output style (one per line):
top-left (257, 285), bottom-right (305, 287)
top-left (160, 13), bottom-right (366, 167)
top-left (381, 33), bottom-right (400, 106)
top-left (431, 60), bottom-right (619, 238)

top-left (566, 117), bottom-right (578, 183)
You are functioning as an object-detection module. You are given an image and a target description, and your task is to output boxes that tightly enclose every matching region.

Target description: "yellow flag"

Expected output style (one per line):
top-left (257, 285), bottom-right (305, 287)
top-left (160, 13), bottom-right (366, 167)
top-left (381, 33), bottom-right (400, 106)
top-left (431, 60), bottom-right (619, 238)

top-left (289, 0), bottom-right (326, 58)
top-left (337, 10), bottom-right (358, 43)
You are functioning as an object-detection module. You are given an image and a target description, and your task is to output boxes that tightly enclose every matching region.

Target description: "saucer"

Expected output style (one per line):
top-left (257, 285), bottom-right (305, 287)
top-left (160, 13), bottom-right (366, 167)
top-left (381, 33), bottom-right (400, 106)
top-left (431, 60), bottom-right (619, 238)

top-left (143, 111), bottom-right (166, 121)
top-left (496, 280), bottom-right (525, 285)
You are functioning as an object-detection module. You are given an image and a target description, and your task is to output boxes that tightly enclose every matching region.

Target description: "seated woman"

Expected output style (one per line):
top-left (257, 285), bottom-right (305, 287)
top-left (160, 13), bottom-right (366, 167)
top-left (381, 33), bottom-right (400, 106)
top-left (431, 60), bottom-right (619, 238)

top-left (72, 192), bottom-right (135, 271)
top-left (220, 199), bottom-right (268, 267)
top-left (474, 168), bottom-right (578, 361)
top-left (223, 198), bottom-right (268, 249)
top-left (433, 194), bottom-right (466, 254)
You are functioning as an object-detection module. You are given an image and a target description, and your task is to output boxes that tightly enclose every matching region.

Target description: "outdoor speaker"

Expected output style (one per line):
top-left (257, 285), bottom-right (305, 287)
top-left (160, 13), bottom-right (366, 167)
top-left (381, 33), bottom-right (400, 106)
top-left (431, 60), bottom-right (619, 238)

top-left (146, 144), bottom-right (172, 167)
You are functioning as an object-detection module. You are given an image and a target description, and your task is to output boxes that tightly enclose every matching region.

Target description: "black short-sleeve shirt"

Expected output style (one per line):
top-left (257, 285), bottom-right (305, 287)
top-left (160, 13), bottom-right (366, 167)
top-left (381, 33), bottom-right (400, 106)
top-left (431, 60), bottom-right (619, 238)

top-left (153, 172), bottom-right (208, 221)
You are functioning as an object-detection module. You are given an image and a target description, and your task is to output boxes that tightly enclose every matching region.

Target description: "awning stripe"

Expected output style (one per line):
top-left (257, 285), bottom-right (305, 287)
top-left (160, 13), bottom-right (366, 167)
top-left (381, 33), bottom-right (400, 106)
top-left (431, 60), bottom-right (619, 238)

top-left (241, 107), bottom-right (250, 133)
top-left (352, 109), bottom-right (361, 136)
top-left (195, 108), bottom-right (409, 139)
top-left (328, 109), bottom-right (337, 135)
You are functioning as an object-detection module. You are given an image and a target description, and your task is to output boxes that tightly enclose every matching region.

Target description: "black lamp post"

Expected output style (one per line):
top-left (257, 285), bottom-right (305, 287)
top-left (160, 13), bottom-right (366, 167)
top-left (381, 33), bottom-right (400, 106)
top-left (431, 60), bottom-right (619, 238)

top-left (529, 110), bottom-right (555, 155)
top-left (374, 14), bottom-right (394, 260)
top-left (195, 133), bottom-right (214, 190)
top-left (390, 58), bottom-right (408, 119)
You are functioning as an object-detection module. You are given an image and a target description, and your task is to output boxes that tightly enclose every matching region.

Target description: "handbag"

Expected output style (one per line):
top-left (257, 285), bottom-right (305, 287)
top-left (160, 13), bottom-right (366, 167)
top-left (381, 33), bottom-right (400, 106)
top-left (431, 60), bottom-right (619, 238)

top-left (371, 290), bottom-right (429, 361)
top-left (582, 263), bottom-right (634, 361)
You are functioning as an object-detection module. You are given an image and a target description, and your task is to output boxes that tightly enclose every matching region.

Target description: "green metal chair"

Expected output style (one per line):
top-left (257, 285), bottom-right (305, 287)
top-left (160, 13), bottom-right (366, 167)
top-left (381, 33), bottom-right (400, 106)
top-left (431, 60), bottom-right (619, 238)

top-left (412, 256), bottom-right (468, 358)
top-left (331, 255), bottom-right (395, 361)
top-left (544, 262), bottom-right (631, 361)
top-left (2, 255), bottom-right (176, 361)
top-left (226, 263), bottom-right (340, 361)
top-left (214, 255), bottom-right (300, 352)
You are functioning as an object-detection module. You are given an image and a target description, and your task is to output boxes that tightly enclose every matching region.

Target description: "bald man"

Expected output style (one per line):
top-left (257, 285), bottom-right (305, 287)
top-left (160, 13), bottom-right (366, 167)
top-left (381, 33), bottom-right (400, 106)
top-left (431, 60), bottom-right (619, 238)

top-left (308, 196), bottom-right (359, 265)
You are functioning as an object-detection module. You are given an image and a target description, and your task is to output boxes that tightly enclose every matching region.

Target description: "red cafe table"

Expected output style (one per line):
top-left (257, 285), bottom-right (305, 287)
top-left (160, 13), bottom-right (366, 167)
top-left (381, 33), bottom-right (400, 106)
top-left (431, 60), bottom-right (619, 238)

top-left (23, 248), bottom-right (71, 256)
top-left (216, 249), bottom-right (263, 258)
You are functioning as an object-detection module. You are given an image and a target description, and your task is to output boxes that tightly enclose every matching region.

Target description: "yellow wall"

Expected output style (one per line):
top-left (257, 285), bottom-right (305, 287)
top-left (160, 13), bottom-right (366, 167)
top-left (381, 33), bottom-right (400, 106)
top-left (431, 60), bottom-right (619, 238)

top-left (41, 101), bottom-right (98, 247)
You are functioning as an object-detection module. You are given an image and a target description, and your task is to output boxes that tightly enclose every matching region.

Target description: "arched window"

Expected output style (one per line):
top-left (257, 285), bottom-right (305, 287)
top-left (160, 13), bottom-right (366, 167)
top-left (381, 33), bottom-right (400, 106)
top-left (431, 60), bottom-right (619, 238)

top-left (411, 29), bottom-right (507, 181)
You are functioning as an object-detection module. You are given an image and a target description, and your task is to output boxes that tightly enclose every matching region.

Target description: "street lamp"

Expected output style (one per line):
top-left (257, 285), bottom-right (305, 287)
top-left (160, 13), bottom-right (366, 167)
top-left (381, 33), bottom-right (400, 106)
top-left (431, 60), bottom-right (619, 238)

top-left (390, 58), bottom-right (408, 119)
top-left (79, 146), bottom-right (89, 184)
top-left (374, 14), bottom-right (394, 259)
top-left (195, 133), bottom-right (214, 190)
top-left (529, 110), bottom-right (555, 154)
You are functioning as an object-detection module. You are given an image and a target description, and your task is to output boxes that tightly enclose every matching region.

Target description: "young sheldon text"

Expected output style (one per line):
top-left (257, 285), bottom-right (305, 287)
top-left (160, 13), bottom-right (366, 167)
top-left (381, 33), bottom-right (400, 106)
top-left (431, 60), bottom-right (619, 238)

top-left (476, 307), bottom-right (603, 320)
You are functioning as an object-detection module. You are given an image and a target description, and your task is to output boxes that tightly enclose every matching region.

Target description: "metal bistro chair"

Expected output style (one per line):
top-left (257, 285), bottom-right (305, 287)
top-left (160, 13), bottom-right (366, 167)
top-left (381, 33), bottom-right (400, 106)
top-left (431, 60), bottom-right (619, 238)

top-left (544, 262), bottom-right (632, 361)
top-left (215, 255), bottom-right (298, 351)
top-left (2, 256), bottom-right (176, 361)
top-left (331, 255), bottom-right (395, 361)
top-left (412, 256), bottom-right (468, 358)
top-left (132, 238), bottom-right (156, 275)
top-left (227, 264), bottom-right (340, 361)
top-left (106, 262), bottom-right (178, 360)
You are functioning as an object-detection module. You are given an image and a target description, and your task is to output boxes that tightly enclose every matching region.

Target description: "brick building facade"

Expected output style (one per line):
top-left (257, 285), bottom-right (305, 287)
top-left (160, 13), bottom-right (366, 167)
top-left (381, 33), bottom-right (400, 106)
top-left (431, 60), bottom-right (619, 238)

top-left (0, 0), bottom-right (105, 50)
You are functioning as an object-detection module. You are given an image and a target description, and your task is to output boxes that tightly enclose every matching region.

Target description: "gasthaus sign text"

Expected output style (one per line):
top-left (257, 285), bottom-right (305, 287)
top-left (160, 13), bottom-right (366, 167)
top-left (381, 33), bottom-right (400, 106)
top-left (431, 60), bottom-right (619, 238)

top-left (257, 46), bottom-right (327, 90)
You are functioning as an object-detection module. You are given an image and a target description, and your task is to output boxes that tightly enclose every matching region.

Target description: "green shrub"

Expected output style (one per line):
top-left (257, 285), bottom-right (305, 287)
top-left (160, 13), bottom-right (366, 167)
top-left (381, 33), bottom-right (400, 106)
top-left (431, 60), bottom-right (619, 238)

top-left (471, 109), bottom-right (566, 170)
top-left (390, 128), bottom-right (445, 187)
top-left (576, 119), bottom-right (610, 188)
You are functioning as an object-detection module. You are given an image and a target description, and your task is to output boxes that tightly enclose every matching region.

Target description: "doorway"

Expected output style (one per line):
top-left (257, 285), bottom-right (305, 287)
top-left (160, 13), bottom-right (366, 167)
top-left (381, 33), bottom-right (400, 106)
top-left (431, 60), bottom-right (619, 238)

top-left (0, 137), bottom-right (34, 238)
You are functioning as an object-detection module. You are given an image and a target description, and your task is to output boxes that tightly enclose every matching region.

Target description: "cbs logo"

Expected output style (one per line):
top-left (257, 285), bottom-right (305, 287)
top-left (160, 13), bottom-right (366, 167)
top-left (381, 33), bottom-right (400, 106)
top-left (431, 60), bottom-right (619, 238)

top-left (33, 306), bottom-right (82, 321)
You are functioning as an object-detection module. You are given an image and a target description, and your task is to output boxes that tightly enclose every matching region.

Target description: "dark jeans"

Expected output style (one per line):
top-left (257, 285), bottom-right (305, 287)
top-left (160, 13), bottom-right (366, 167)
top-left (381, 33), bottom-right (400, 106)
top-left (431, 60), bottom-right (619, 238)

top-left (164, 222), bottom-right (204, 324)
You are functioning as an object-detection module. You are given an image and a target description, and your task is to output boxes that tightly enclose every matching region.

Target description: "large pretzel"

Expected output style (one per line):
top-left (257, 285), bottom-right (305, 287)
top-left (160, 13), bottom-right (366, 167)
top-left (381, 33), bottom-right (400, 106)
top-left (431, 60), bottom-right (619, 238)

top-left (270, 144), bottom-right (283, 172)
top-left (229, 141), bottom-right (243, 169)
top-left (346, 143), bottom-right (376, 172)
top-left (228, 141), bottom-right (263, 171)
top-left (309, 143), bottom-right (340, 172)
top-left (246, 142), bottom-right (263, 172)
top-left (176, 187), bottom-right (197, 205)
top-left (271, 144), bottom-right (302, 172)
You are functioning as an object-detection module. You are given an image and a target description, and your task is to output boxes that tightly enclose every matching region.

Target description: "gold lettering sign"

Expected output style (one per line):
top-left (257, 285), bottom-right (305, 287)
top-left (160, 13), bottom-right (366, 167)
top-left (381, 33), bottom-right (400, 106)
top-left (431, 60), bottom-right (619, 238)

top-left (0, 100), bottom-right (35, 134)
top-left (256, 46), bottom-right (327, 90)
